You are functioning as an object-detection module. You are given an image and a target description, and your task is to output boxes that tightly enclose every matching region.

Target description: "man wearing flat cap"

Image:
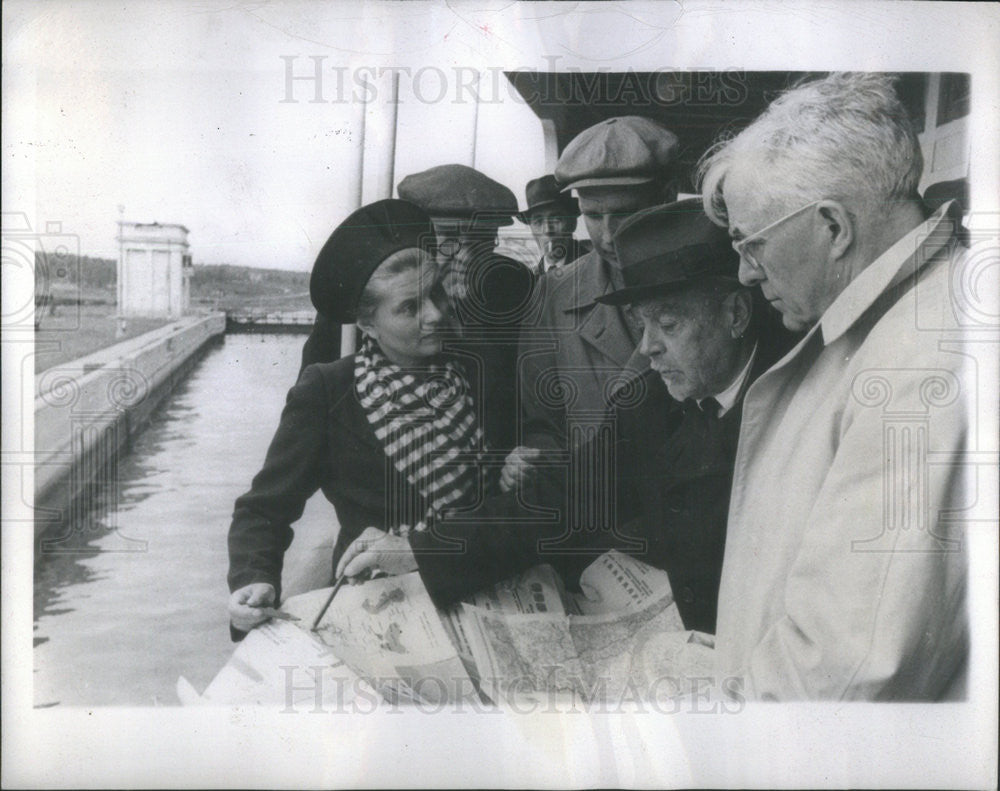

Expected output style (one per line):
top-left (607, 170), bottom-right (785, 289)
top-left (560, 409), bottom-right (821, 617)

top-left (504, 116), bottom-right (684, 490)
top-left (519, 174), bottom-right (592, 275)
top-left (396, 163), bottom-right (534, 452)
top-left (338, 199), bottom-right (796, 636)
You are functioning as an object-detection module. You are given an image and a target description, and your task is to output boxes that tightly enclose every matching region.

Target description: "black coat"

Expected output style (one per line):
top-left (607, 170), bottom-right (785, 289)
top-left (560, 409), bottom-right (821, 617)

top-left (441, 252), bottom-right (534, 453)
top-left (228, 357), bottom-right (433, 602)
top-left (299, 312), bottom-right (343, 373)
top-left (410, 321), bottom-right (796, 634)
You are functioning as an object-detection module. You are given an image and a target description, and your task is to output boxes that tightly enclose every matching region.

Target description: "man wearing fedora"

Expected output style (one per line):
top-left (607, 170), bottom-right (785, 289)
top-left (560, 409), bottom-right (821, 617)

top-left (519, 174), bottom-right (592, 276)
top-left (505, 117), bottom-right (683, 491)
top-left (337, 200), bottom-right (796, 636)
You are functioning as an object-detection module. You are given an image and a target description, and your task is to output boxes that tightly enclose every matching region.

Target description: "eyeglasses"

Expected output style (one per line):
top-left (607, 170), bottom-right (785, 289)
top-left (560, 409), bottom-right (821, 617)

top-left (732, 199), bottom-right (822, 271)
top-left (435, 231), bottom-right (496, 256)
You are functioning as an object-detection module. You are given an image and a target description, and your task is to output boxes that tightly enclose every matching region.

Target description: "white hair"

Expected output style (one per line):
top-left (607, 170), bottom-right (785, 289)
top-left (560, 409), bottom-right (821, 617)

top-left (697, 73), bottom-right (924, 226)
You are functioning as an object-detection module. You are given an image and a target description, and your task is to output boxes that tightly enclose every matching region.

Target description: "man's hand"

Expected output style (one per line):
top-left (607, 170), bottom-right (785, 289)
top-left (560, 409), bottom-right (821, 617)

top-left (500, 446), bottom-right (542, 492)
top-left (336, 527), bottom-right (417, 580)
top-left (228, 582), bottom-right (277, 632)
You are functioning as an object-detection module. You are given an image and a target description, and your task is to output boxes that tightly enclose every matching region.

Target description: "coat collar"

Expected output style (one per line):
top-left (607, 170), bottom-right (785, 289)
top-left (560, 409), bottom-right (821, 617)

top-left (542, 249), bottom-right (640, 367)
top-left (819, 201), bottom-right (957, 346)
top-left (326, 355), bottom-right (383, 451)
top-left (560, 249), bottom-right (618, 311)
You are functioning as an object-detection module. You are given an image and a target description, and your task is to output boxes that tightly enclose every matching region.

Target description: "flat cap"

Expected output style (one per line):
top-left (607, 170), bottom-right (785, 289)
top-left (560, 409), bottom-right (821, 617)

top-left (556, 116), bottom-right (680, 192)
top-left (310, 199), bottom-right (434, 323)
top-left (518, 174), bottom-right (580, 222)
top-left (397, 164), bottom-right (517, 227)
top-left (596, 198), bottom-right (738, 306)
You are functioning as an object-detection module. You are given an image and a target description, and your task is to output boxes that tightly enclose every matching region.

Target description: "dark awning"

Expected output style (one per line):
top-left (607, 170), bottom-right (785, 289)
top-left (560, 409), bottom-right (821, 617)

top-left (504, 70), bottom-right (931, 190)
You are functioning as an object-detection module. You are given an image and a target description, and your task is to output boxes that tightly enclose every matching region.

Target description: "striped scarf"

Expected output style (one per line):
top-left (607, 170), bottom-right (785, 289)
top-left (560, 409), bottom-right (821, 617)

top-left (354, 335), bottom-right (491, 532)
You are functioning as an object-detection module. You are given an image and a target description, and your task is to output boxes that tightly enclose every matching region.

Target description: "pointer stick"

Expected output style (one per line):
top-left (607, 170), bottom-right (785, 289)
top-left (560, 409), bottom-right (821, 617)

top-left (310, 574), bottom-right (348, 631)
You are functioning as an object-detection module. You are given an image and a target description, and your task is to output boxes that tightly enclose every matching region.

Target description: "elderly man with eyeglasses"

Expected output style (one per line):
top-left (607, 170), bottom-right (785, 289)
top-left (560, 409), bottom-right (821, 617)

top-left (696, 72), bottom-right (981, 701)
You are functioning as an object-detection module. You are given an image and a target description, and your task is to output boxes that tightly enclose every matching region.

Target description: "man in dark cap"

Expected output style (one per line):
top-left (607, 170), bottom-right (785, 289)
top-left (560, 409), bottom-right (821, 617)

top-left (519, 174), bottom-right (592, 275)
top-left (396, 163), bottom-right (534, 452)
top-left (505, 117), bottom-right (683, 489)
top-left (397, 163), bottom-right (529, 309)
top-left (337, 200), bottom-right (796, 635)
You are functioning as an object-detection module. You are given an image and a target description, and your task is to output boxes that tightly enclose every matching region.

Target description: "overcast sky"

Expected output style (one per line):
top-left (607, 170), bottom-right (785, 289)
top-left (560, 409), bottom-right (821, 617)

top-left (4, 1), bottom-right (997, 273)
top-left (4, 1), bottom-right (568, 269)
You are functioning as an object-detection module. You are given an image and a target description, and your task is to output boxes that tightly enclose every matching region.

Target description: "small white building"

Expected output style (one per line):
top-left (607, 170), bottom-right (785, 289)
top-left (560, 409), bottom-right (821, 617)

top-left (117, 222), bottom-right (192, 318)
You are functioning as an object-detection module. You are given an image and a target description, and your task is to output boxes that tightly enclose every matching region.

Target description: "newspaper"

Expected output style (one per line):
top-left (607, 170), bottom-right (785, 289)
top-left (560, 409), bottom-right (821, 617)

top-left (460, 551), bottom-right (710, 704)
top-left (280, 571), bottom-right (477, 705)
top-left (189, 552), bottom-right (703, 708)
top-left (177, 618), bottom-right (363, 707)
top-left (440, 563), bottom-right (569, 681)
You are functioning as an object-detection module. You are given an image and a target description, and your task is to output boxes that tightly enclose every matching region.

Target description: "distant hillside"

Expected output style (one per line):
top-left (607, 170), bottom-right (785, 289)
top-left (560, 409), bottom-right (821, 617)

top-left (190, 263), bottom-right (310, 298)
top-left (189, 263), bottom-right (311, 311)
top-left (34, 252), bottom-right (312, 310)
top-left (35, 252), bottom-right (117, 292)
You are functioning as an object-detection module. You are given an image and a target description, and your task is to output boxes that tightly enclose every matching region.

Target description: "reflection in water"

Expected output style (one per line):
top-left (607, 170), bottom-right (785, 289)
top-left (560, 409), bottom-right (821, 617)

top-left (33, 334), bottom-right (338, 707)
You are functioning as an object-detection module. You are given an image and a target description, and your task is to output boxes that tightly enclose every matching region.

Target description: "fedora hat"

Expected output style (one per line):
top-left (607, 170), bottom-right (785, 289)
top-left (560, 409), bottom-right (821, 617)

top-left (518, 175), bottom-right (580, 222)
top-left (596, 198), bottom-right (738, 306)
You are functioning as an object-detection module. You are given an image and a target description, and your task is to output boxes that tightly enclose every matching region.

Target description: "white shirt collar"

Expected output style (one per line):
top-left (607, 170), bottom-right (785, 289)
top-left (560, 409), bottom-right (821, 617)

top-left (818, 201), bottom-right (956, 346)
top-left (701, 343), bottom-right (757, 417)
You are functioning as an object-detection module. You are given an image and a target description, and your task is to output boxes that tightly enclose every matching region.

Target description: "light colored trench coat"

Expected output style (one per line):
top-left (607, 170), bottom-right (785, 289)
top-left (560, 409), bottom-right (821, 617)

top-left (715, 203), bottom-right (980, 700)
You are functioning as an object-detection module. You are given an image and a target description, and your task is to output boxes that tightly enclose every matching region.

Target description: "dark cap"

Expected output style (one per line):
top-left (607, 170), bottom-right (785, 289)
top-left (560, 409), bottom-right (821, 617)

top-left (397, 164), bottom-right (517, 227)
top-left (555, 116), bottom-right (680, 192)
top-left (596, 199), bottom-right (738, 306)
top-left (310, 199), bottom-right (434, 323)
top-left (518, 175), bottom-right (580, 222)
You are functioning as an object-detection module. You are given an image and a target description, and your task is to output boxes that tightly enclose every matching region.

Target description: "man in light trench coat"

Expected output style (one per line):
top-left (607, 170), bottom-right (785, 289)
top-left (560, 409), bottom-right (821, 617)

top-left (695, 72), bottom-right (980, 700)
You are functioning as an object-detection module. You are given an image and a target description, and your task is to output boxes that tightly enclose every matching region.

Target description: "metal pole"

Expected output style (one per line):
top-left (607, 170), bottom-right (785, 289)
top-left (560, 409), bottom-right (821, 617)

top-left (340, 74), bottom-right (370, 359)
top-left (384, 69), bottom-right (399, 198)
top-left (470, 71), bottom-right (481, 167)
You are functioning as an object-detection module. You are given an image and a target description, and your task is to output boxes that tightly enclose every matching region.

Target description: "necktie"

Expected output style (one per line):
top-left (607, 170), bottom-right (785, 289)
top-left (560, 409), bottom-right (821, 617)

top-left (676, 397), bottom-right (726, 475)
top-left (681, 397), bottom-right (721, 423)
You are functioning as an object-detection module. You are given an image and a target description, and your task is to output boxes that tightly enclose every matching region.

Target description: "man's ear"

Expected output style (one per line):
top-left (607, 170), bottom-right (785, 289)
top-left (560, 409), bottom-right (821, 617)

top-left (816, 200), bottom-right (854, 261)
top-left (727, 289), bottom-right (753, 338)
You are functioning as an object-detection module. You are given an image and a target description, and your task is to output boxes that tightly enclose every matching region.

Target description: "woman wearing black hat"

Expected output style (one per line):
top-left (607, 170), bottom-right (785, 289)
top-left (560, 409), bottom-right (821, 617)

top-left (226, 199), bottom-right (494, 637)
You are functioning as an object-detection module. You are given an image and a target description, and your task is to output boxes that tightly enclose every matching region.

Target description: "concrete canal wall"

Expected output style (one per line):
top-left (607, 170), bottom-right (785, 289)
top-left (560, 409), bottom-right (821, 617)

top-left (34, 313), bottom-right (226, 548)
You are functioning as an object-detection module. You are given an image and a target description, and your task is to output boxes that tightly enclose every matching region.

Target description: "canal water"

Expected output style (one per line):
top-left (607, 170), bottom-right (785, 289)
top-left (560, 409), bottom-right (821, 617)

top-left (33, 333), bottom-right (339, 707)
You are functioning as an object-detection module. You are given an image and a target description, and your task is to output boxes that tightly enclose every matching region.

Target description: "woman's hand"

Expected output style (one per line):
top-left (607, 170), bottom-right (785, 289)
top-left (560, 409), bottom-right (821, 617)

top-left (500, 446), bottom-right (542, 492)
top-left (228, 582), bottom-right (277, 632)
top-left (336, 527), bottom-right (417, 580)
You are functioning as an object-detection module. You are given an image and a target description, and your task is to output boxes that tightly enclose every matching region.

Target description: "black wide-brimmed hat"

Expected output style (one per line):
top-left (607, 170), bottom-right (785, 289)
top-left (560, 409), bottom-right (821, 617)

top-left (518, 175), bottom-right (580, 223)
top-left (595, 198), bottom-right (738, 306)
top-left (397, 164), bottom-right (517, 228)
top-left (310, 199), bottom-right (434, 323)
